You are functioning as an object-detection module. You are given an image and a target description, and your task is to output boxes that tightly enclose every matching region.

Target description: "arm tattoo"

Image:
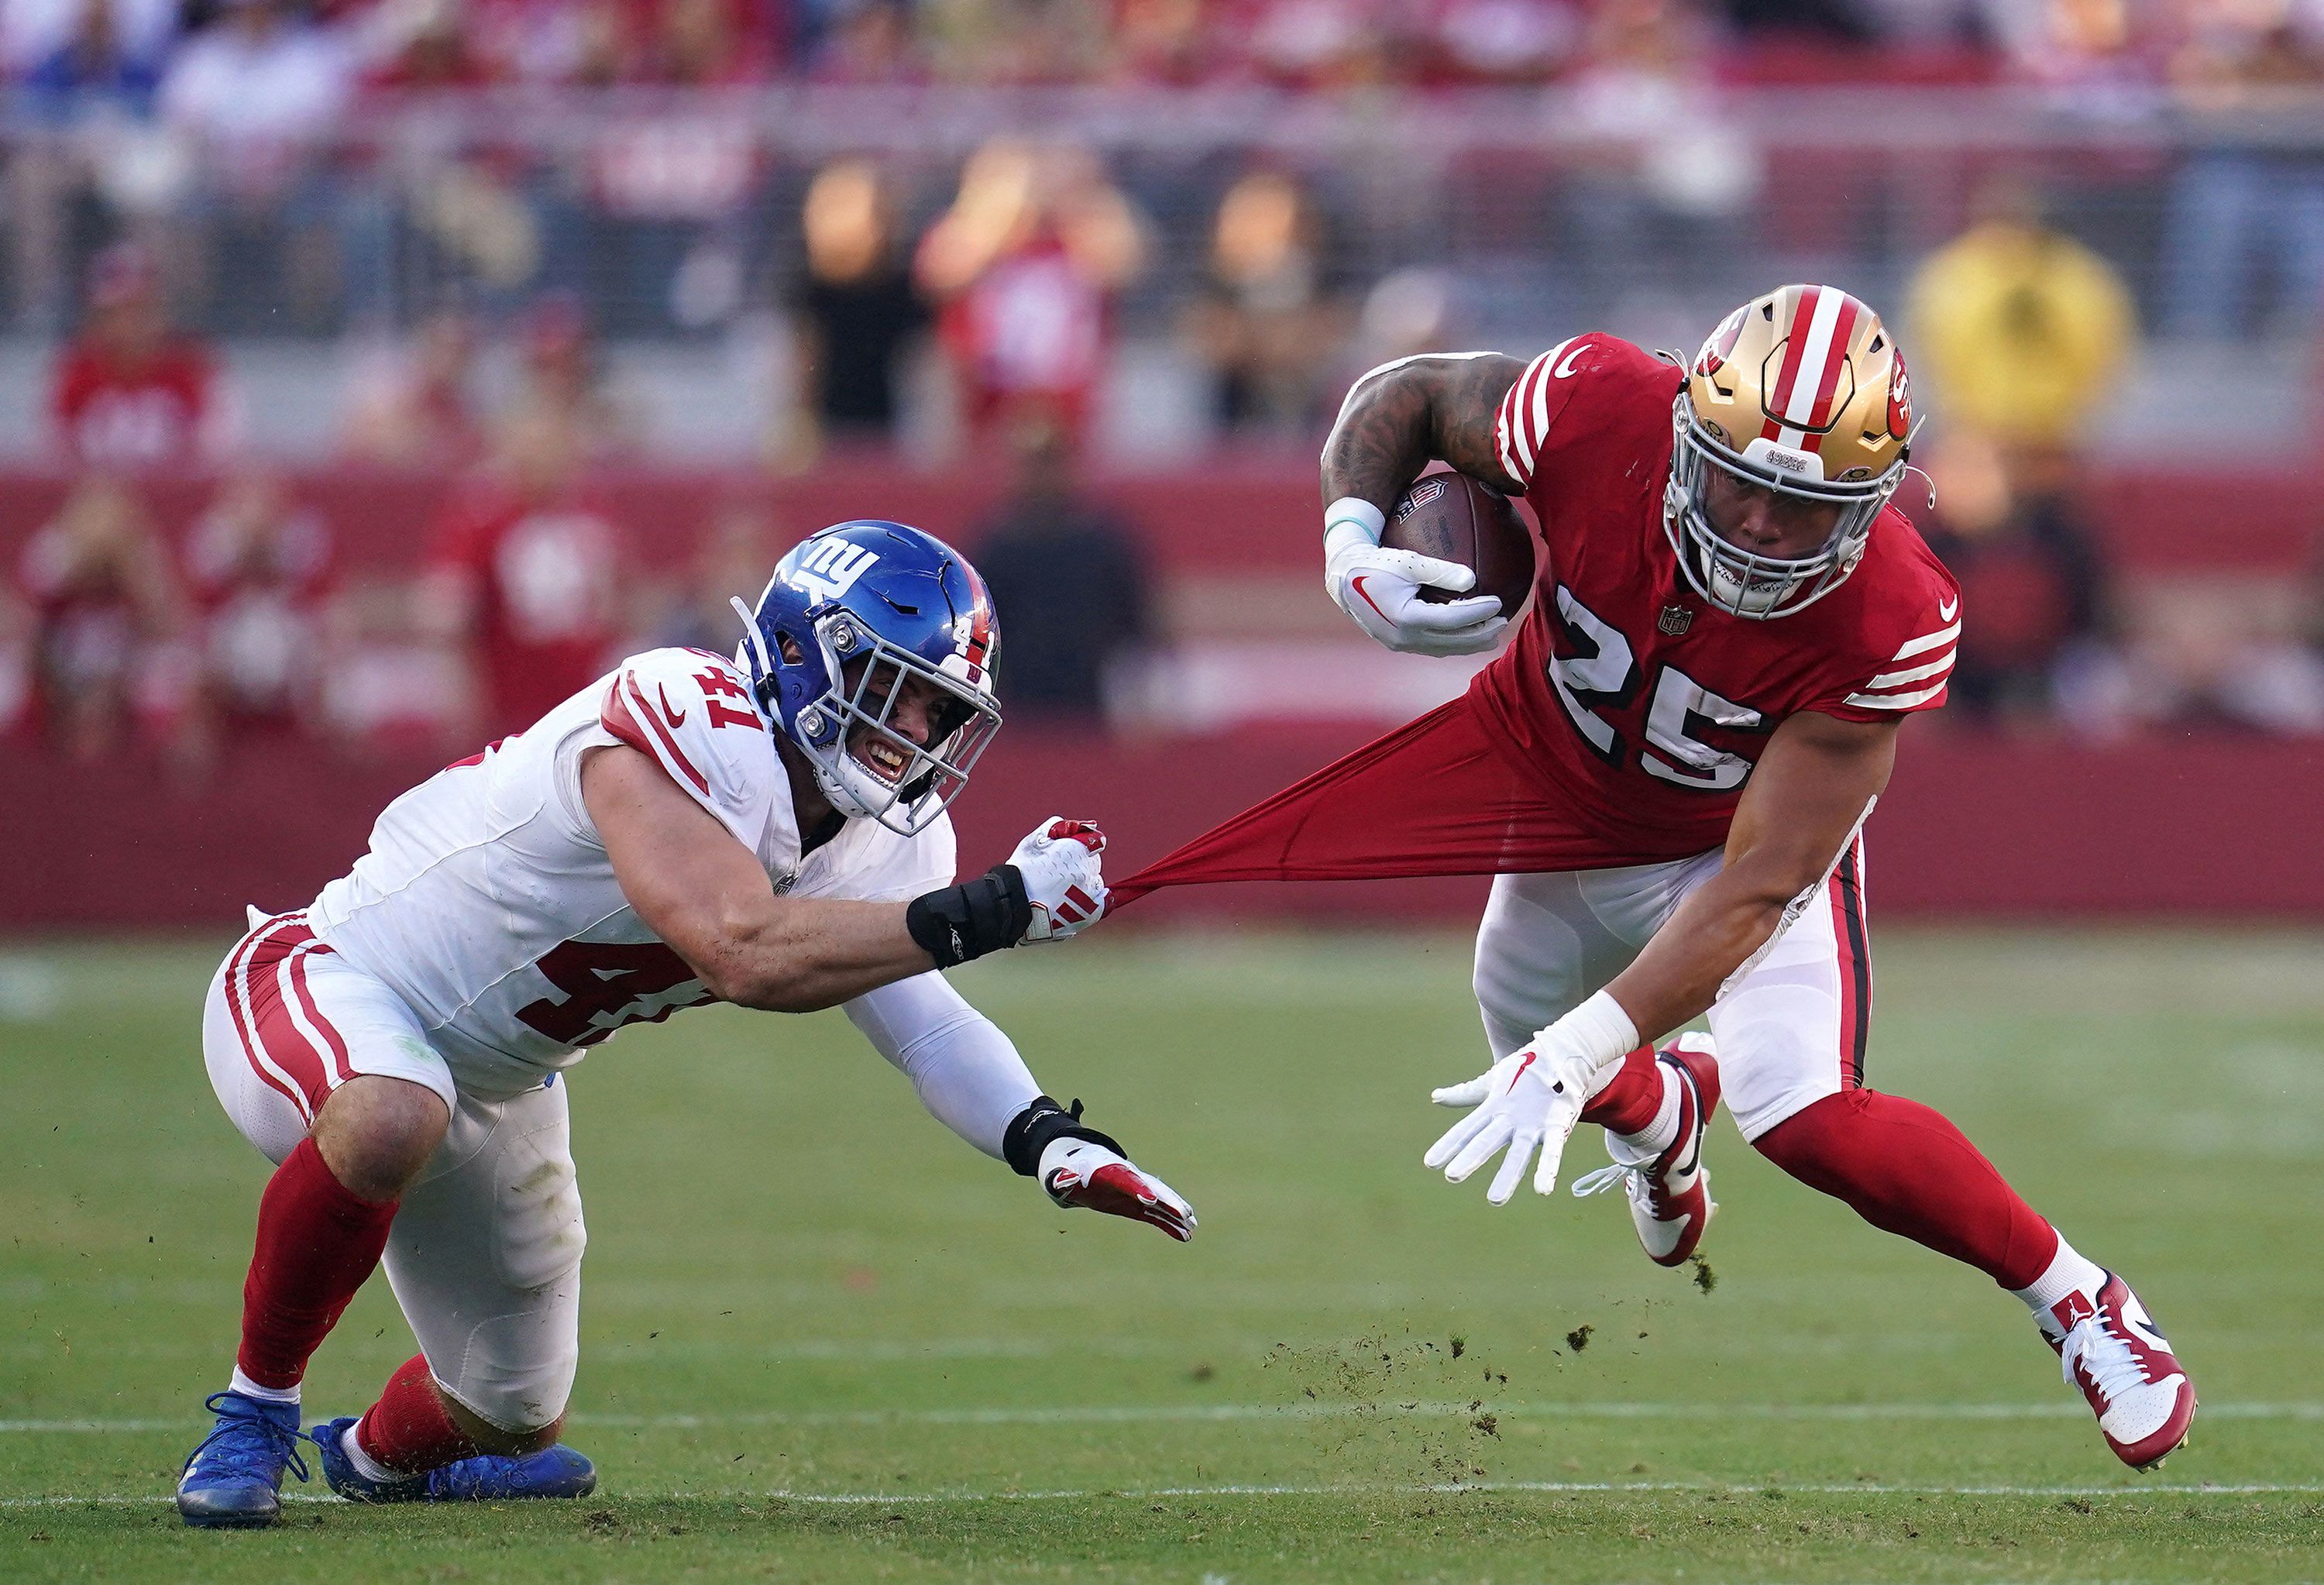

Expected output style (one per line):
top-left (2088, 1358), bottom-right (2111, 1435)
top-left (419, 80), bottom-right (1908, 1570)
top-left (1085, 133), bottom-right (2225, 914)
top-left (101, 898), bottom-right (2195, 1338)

top-left (1320, 350), bottom-right (1528, 511)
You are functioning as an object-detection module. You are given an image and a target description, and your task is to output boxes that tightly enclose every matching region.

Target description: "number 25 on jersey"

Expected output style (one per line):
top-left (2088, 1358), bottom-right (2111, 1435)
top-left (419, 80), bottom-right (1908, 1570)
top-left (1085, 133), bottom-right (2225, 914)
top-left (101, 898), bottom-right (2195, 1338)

top-left (1545, 585), bottom-right (1769, 792)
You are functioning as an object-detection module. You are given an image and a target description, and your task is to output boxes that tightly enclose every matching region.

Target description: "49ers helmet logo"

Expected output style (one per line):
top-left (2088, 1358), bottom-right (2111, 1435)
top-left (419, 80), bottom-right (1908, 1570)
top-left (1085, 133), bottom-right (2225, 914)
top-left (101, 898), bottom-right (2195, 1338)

top-left (1695, 305), bottom-right (1748, 381)
top-left (1886, 354), bottom-right (1912, 442)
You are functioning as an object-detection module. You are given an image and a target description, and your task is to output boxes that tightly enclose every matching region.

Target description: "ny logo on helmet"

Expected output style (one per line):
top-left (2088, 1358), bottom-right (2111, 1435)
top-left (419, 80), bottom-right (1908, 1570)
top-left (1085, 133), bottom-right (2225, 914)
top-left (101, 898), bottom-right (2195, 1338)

top-left (791, 538), bottom-right (881, 604)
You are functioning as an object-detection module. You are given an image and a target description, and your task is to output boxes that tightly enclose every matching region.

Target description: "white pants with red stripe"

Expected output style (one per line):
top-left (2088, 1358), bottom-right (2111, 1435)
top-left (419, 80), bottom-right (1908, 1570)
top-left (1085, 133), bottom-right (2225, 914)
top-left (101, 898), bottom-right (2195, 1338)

top-left (1472, 839), bottom-right (1871, 1142)
top-left (201, 913), bottom-right (584, 1434)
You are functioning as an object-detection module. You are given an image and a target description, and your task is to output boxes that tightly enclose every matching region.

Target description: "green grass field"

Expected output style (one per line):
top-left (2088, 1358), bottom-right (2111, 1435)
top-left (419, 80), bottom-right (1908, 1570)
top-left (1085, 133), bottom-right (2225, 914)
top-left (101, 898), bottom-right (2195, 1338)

top-left (2, 928), bottom-right (2321, 1582)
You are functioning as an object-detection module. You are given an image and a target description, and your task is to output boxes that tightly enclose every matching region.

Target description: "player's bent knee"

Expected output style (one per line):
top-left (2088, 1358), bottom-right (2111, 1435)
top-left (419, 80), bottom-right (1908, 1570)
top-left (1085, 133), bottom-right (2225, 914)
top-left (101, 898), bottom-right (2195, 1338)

top-left (312, 1075), bottom-right (452, 1203)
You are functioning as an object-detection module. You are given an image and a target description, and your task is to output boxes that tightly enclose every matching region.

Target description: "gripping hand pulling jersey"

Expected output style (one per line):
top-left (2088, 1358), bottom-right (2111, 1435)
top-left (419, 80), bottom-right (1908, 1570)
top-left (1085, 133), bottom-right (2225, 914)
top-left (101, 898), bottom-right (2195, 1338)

top-left (305, 647), bottom-right (951, 1096)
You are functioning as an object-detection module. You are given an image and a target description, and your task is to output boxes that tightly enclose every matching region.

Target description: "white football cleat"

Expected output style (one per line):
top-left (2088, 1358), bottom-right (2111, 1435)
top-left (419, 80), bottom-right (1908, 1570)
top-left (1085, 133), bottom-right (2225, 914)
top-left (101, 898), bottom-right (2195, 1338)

top-left (1571, 1033), bottom-right (1720, 1267)
top-left (2038, 1271), bottom-right (2196, 1470)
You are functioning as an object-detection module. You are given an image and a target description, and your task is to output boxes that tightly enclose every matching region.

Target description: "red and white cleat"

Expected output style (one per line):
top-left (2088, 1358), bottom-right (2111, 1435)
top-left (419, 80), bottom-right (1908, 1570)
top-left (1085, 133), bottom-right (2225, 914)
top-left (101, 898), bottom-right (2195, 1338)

top-left (1570, 1033), bottom-right (1721, 1267)
top-left (2040, 1272), bottom-right (2197, 1470)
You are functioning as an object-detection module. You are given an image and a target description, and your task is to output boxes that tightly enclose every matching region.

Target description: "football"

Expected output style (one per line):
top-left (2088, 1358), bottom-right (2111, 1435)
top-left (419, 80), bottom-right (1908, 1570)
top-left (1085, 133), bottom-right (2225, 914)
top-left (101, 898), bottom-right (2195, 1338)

top-left (1380, 470), bottom-right (1536, 616)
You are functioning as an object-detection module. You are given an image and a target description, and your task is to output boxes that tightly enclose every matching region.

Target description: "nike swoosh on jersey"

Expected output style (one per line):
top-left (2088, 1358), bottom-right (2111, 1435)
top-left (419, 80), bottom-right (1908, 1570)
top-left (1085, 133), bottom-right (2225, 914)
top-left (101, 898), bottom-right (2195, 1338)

top-left (1937, 596), bottom-right (1959, 621)
top-left (657, 685), bottom-right (688, 729)
top-left (1553, 344), bottom-right (1588, 378)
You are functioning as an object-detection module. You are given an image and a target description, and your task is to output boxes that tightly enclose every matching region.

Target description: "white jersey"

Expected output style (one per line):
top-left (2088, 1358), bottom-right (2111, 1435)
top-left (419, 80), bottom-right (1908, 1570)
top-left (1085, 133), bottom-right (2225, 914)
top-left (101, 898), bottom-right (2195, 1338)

top-left (305, 647), bottom-right (954, 1096)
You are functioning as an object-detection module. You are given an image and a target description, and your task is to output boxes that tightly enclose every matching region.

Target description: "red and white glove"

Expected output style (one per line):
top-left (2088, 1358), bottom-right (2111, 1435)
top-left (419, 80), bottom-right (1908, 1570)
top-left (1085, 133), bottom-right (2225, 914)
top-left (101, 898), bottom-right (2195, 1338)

top-left (1040, 1137), bottom-right (1197, 1242)
top-left (1009, 817), bottom-right (1107, 943)
top-left (1324, 501), bottom-right (1508, 657)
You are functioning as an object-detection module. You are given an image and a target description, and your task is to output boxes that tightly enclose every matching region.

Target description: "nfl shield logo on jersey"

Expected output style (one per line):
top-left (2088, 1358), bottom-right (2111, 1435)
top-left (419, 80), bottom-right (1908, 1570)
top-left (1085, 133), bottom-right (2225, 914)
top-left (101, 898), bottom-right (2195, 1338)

top-left (1658, 603), bottom-right (1694, 637)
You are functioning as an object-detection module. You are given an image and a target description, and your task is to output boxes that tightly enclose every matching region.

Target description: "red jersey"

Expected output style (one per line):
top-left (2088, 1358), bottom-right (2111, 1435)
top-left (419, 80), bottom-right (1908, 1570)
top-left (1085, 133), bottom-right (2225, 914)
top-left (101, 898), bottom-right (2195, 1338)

top-left (1472, 335), bottom-right (1960, 864)
top-left (51, 340), bottom-right (215, 469)
top-left (425, 488), bottom-right (622, 734)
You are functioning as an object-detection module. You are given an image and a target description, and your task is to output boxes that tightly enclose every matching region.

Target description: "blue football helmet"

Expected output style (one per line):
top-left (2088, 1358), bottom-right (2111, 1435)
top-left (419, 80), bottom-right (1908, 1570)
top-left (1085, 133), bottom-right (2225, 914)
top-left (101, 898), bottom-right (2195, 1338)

top-left (731, 521), bottom-right (1002, 836)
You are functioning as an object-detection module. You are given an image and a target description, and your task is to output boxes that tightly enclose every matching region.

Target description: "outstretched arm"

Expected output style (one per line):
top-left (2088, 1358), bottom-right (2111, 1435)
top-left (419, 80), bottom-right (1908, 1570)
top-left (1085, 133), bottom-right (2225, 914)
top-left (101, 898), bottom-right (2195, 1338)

top-left (583, 744), bottom-right (1107, 1013)
top-left (1318, 352), bottom-right (1528, 656)
top-left (846, 972), bottom-right (1196, 1241)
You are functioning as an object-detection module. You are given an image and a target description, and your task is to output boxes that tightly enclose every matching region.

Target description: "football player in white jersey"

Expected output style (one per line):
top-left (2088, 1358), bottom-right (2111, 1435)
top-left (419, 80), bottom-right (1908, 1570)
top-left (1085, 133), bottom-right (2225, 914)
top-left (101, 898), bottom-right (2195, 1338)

top-left (177, 521), bottom-right (1193, 1528)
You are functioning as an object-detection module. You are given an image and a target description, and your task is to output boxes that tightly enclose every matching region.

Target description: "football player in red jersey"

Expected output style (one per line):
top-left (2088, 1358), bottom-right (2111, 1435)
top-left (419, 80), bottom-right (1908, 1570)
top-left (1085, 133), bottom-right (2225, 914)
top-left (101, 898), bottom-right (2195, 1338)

top-left (1124, 285), bottom-right (2192, 1469)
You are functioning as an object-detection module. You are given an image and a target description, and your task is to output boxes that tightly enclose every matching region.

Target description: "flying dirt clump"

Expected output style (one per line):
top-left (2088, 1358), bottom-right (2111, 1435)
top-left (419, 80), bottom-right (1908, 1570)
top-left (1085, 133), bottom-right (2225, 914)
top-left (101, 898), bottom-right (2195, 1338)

top-left (1262, 1327), bottom-right (1511, 1487)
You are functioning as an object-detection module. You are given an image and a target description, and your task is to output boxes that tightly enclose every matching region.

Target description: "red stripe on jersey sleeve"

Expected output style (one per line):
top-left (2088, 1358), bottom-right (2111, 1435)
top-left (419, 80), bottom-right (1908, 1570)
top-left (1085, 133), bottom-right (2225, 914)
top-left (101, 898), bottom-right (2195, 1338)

top-left (602, 673), bottom-right (713, 797)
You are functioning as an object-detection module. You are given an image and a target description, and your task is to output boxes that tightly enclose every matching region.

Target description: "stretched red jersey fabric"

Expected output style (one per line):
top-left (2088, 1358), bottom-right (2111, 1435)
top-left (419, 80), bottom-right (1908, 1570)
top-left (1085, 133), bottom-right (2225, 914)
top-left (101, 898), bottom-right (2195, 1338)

top-left (1109, 685), bottom-right (1647, 906)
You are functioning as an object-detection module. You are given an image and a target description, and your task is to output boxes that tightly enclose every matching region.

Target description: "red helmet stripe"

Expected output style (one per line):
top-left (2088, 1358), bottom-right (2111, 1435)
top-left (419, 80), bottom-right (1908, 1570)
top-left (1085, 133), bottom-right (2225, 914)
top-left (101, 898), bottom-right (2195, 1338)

top-left (1799, 292), bottom-right (1862, 453)
top-left (1758, 285), bottom-right (1820, 443)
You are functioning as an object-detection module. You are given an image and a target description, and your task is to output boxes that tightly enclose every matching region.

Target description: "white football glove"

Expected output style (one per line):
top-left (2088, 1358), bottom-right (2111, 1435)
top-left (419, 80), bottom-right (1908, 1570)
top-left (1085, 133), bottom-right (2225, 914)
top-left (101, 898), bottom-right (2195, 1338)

top-left (1324, 516), bottom-right (1508, 657)
top-left (1424, 992), bottom-right (1638, 1205)
top-left (1008, 817), bottom-right (1107, 943)
top-left (1040, 1136), bottom-right (1197, 1242)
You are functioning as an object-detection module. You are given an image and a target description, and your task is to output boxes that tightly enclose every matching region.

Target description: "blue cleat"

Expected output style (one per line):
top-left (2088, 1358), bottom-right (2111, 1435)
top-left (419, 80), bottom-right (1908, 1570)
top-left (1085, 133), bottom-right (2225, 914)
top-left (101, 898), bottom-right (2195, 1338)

top-left (177, 1391), bottom-right (310, 1528)
top-left (311, 1415), bottom-right (596, 1503)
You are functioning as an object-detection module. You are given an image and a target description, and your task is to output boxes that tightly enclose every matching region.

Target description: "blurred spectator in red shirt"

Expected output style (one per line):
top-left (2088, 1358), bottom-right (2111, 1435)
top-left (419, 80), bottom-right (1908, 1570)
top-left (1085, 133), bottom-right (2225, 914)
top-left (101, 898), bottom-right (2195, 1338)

top-left (783, 158), bottom-right (928, 463)
top-left (50, 243), bottom-right (228, 470)
top-left (916, 141), bottom-right (1144, 454)
top-left (339, 306), bottom-right (486, 467)
top-left (16, 474), bottom-right (194, 758)
top-left (1181, 167), bottom-right (1351, 435)
top-left (418, 407), bottom-right (625, 737)
top-left (184, 469), bottom-right (336, 739)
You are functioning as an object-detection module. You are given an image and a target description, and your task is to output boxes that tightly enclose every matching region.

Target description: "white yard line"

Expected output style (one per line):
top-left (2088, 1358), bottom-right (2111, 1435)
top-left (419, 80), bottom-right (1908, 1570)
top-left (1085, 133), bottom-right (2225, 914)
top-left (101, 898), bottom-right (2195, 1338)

top-left (5, 1401), bottom-right (2319, 1434)
top-left (7, 1479), bottom-right (2324, 1511)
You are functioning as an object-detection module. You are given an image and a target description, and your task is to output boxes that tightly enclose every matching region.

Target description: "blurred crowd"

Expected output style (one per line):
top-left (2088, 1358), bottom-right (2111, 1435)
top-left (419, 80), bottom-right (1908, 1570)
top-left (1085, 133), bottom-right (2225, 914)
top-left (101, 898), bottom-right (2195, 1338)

top-left (5, 0), bottom-right (2324, 765)
top-left (0, 1), bottom-right (2319, 337)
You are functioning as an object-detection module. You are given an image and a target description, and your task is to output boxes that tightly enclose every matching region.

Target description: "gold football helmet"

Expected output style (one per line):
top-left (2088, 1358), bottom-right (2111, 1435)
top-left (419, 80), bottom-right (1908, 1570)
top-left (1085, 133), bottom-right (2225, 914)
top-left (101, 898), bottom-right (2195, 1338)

top-left (1666, 283), bottom-right (1914, 618)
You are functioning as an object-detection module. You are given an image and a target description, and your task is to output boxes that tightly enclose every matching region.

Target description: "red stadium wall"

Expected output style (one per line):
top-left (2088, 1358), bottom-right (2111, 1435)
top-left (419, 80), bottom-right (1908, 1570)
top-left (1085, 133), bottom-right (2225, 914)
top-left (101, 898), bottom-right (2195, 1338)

top-left (7, 462), bottom-right (2322, 930)
top-left (6, 724), bottom-right (2322, 932)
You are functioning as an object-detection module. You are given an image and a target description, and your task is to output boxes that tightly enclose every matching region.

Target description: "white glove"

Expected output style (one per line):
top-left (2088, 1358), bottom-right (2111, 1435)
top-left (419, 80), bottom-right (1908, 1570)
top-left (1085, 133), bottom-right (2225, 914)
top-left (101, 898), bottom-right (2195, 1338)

top-left (1040, 1136), bottom-right (1197, 1242)
top-left (1423, 991), bottom-right (1638, 1205)
top-left (1008, 817), bottom-right (1107, 943)
top-left (1323, 508), bottom-right (1508, 657)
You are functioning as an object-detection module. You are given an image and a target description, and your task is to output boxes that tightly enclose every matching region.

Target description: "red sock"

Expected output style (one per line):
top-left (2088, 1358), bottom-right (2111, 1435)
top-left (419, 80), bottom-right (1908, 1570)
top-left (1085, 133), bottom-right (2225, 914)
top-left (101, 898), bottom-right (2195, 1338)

top-left (1753, 1089), bottom-right (2060, 1290)
top-left (1579, 1046), bottom-right (1662, 1135)
top-left (235, 1137), bottom-right (400, 1391)
top-left (355, 1353), bottom-right (479, 1475)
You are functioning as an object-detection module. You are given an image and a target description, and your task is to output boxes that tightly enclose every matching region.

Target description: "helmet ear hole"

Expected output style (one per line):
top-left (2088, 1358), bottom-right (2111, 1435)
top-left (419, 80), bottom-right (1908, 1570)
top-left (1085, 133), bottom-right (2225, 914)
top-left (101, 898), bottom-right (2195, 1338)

top-left (775, 632), bottom-right (805, 665)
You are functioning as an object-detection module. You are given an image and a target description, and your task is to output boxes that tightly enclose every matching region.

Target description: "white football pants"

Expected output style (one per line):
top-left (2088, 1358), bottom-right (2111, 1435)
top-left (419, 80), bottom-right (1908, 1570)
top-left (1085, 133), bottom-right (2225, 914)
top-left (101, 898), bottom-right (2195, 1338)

top-left (202, 912), bottom-right (583, 1434)
top-left (1471, 838), bottom-right (1872, 1142)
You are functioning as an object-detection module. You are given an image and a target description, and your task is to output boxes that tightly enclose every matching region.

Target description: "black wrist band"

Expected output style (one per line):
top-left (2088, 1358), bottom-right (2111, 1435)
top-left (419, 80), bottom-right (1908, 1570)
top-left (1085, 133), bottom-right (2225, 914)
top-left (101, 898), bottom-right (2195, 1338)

top-left (1002, 1095), bottom-right (1126, 1178)
top-left (906, 864), bottom-right (1033, 969)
